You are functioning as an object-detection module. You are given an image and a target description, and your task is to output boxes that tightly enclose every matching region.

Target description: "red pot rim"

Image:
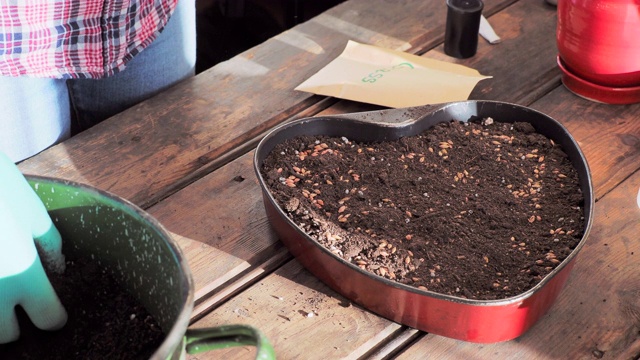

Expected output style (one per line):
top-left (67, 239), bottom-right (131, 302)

top-left (557, 55), bottom-right (640, 105)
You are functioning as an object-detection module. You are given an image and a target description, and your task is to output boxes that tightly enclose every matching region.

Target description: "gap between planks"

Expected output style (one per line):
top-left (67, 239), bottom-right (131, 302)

top-left (190, 247), bottom-right (293, 322)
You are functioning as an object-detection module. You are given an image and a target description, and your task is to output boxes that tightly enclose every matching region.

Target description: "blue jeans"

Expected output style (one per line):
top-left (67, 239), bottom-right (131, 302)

top-left (0, 0), bottom-right (196, 163)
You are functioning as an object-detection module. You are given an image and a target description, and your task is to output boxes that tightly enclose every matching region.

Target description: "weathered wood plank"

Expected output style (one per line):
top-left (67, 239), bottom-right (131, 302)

top-left (186, 260), bottom-right (403, 360)
top-left (18, 0), bottom-right (514, 210)
top-left (529, 86), bottom-right (640, 200)
top-left (396, 167), bottom-right (640, 359)
top-left (143, 152), bottom-right (289, 306)
top-left (190, 247), bottom-right (292, 321)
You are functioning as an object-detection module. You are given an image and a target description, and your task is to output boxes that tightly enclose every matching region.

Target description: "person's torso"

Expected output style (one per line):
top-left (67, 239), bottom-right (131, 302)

top-left (0, 0), bottom-right (177, 79)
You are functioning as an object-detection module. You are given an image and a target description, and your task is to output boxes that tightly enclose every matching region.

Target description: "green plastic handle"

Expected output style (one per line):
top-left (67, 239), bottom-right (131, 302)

top-left (185, 325), bottom-right (276, 359)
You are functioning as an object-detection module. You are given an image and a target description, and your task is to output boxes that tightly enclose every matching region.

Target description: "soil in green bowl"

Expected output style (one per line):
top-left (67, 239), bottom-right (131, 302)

top-left (0, 251), bottom-right (165, 360)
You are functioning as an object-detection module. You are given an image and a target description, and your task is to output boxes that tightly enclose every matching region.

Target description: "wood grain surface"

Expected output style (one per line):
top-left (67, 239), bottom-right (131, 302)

top-left (530, 88), bottom-right (640, 201)
top-left (16, 0), bottom-right (640, 358)
top-left (17, 0), bottom-right (515, 210)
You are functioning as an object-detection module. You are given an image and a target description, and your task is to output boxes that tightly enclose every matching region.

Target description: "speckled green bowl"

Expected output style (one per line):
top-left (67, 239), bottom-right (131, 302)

top-left (27, 175), bottom-right (274, 360)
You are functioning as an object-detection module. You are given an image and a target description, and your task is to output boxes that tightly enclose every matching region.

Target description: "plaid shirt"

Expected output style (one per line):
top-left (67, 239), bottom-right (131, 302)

top-left (0, 0), bottom-right (177, 79)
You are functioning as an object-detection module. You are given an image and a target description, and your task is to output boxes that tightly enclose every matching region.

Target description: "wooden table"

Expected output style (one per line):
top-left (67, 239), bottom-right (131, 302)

top-left (20, 0), bottom-right (640, 358)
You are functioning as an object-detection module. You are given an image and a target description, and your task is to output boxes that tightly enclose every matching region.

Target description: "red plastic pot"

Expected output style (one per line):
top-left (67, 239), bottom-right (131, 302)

top-left (254, 101), bottom-right (594, 343)
top-left (557, 0), bottom-right (640, 88)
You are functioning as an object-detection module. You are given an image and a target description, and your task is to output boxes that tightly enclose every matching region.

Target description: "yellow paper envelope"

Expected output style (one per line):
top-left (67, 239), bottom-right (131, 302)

top-left (295, 40), bottom-right (491, 108)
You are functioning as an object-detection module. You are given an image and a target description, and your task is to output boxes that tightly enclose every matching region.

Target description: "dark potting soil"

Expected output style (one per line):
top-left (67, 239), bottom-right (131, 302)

top-left (261, 119), bottom-right (585, 300)
top-left (0, 254), bottom-right (165, 359)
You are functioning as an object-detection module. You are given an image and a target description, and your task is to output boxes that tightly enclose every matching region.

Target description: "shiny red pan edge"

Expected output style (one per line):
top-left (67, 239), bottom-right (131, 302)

top-left (253, 100), bottom-right (594, 343)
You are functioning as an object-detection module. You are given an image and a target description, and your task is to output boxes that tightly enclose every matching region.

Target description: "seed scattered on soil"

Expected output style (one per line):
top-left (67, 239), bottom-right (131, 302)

top-left (262, 119), bottom-right (585, 300)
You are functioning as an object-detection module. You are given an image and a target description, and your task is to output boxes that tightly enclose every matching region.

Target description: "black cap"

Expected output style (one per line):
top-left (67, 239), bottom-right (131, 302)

top-left (444, 0), bottom-right (484, 59)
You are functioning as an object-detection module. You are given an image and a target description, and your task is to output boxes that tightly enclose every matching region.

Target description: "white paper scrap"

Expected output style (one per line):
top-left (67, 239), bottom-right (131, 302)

top-left (480, 15), bottom-right (501, 44)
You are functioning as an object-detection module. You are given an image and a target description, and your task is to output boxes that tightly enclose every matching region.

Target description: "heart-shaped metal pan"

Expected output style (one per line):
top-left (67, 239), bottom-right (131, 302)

top-left (253, 100), bottom-right (593, 343)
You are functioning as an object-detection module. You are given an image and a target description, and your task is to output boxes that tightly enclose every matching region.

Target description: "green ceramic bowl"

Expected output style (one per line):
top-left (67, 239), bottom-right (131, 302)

top-left (27, 175), bottom-right (275, 360)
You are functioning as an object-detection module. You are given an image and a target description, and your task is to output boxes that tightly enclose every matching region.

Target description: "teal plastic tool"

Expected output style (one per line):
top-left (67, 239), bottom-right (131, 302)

top-left (0, 153), bottom-right (67, 344)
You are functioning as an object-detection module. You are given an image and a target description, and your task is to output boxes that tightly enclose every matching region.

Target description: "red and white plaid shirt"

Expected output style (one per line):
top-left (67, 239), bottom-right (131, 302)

top-left (0, 0), bottom-right (177, 79)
